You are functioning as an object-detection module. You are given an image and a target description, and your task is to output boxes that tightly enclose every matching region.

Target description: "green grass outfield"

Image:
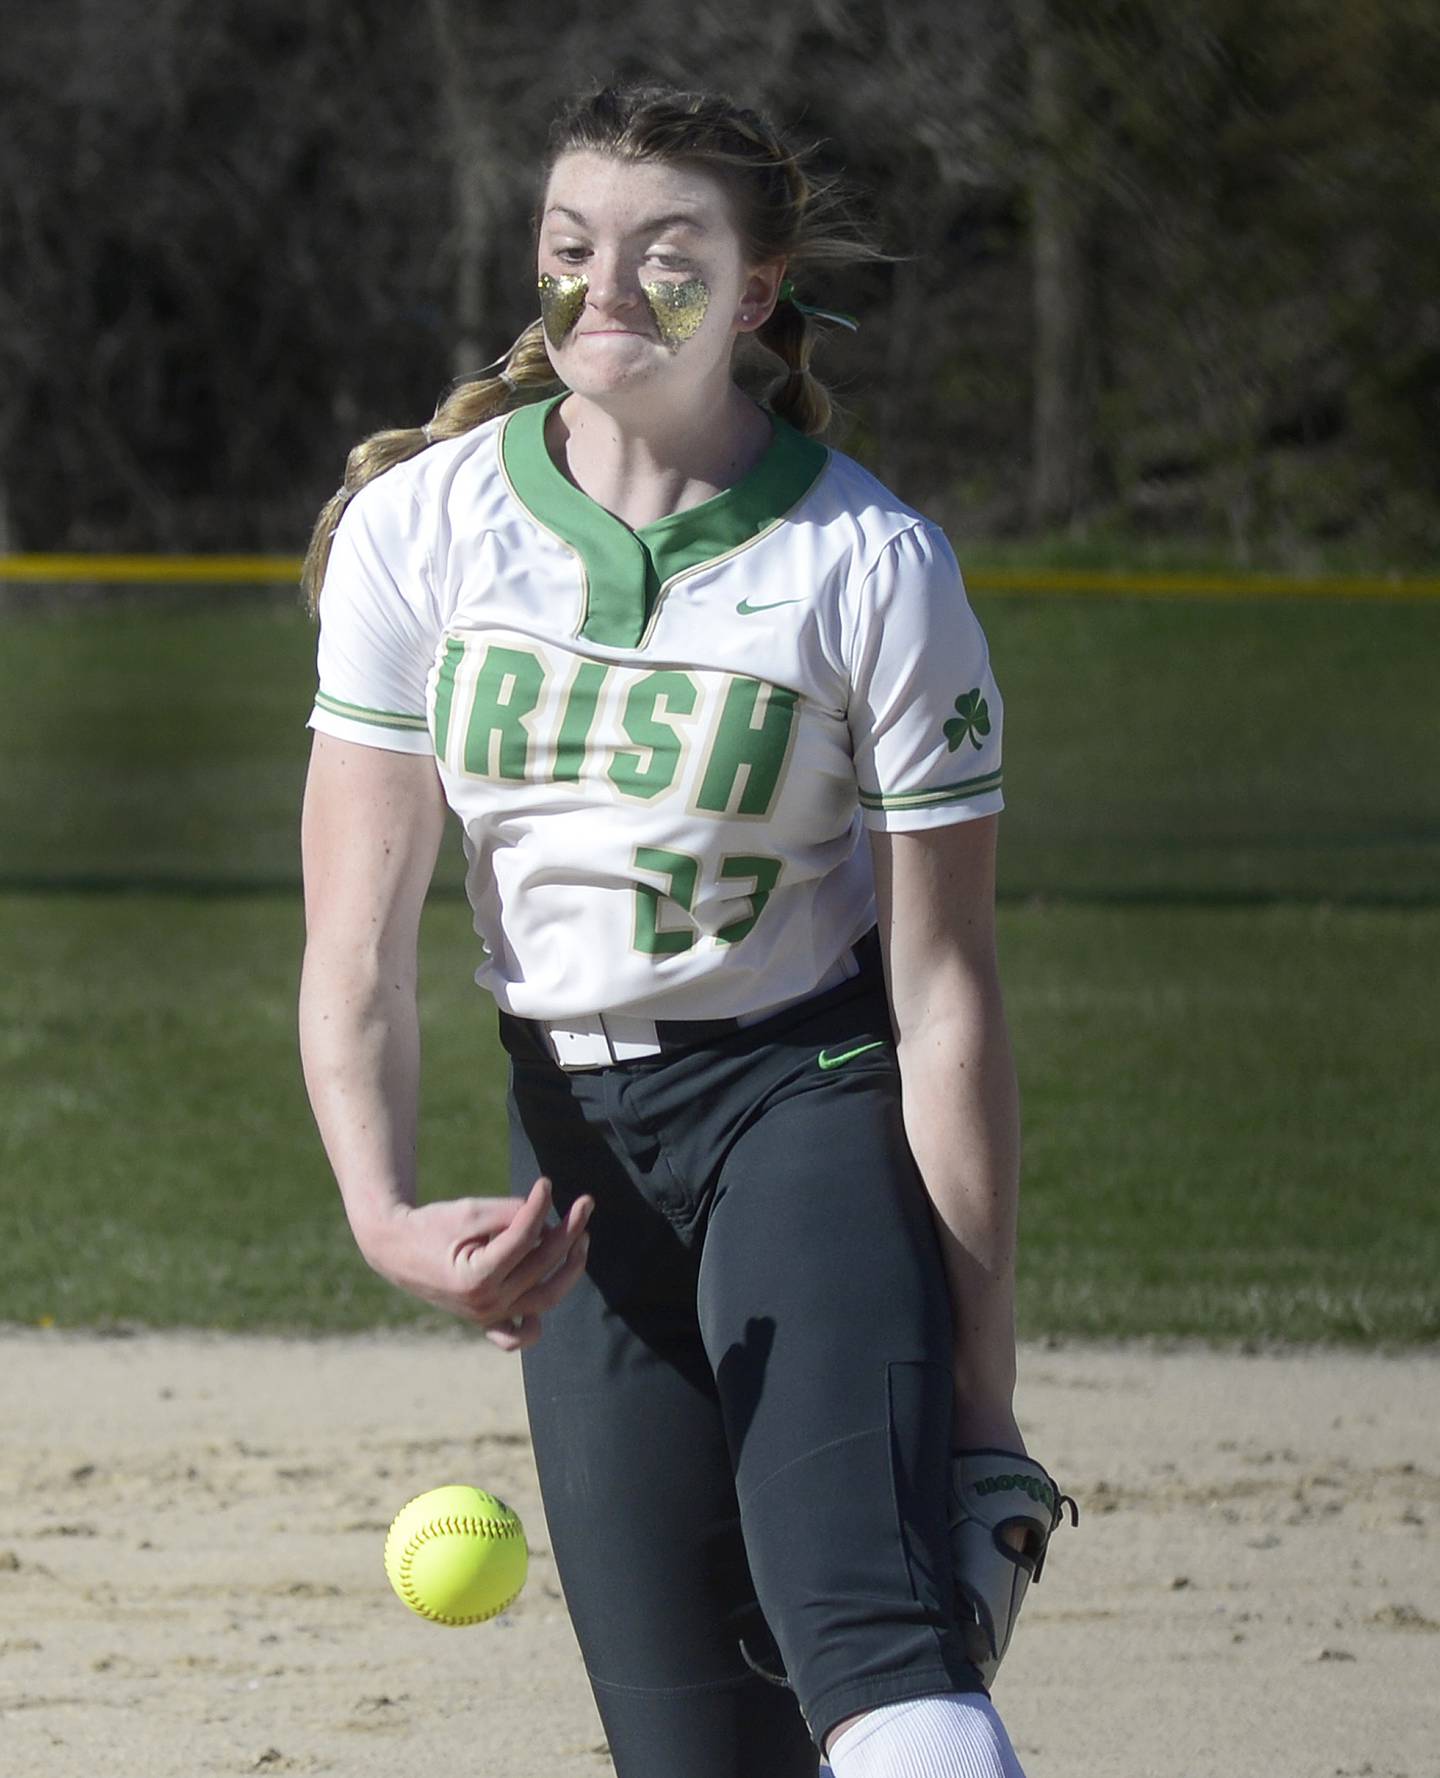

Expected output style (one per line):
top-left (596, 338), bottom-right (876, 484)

top-left (2, 591), bottom-right (1437, 902)
top-left (1, 893), bottom-right (1434, 1343)
top-left (1, 590), bottom-right (1437, 1342)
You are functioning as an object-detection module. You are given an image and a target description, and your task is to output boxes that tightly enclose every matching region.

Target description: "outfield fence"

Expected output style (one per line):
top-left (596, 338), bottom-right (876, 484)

top-left (5, 559), bottom-right (1436, 907)
top-left (1, 554), bottom-right (1438, 599)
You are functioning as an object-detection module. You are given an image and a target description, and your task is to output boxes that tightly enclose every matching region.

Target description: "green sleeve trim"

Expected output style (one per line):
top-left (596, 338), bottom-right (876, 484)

top-left (314, 690), bottom-right (429, 733)
top-left (858, 767), bottom-right (1003, 810)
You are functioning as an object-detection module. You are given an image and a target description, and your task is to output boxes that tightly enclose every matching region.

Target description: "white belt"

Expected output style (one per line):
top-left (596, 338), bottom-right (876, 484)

top-left (537, 953), bottom-right (859, 1070)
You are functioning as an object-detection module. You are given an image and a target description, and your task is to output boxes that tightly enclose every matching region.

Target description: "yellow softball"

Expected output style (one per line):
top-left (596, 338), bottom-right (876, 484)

top-left (383, 1485), bottom-right (528, 1626)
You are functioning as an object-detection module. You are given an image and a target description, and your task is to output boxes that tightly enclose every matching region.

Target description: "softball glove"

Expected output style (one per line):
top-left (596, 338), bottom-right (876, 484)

top-left (950, 1448), bottom-right (1077, 1688)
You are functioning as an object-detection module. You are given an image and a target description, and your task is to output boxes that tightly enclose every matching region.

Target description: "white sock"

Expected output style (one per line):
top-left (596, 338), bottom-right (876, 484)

top-left (825, 1693), bottom-right (1026, 1778)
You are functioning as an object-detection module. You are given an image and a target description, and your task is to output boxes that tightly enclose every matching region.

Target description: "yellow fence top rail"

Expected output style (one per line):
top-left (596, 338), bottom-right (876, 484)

top-left (1, 554), bottom-right (1437, 600)
top-left (967, 566), bottom-right (1440, 600)
top-left (0, 554), bottom-right (305, 584)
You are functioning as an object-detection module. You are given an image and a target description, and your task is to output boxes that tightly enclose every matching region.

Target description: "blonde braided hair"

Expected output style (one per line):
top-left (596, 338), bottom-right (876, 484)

top-left (301, 323), bottom-right (557, 611)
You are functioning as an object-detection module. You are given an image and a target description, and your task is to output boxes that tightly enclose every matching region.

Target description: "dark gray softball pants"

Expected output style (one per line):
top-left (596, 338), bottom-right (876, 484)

top-left (501, 959), bottom-right (981, 1778)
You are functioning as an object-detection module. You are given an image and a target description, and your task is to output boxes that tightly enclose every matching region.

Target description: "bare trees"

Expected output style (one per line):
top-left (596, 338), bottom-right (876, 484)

top-left (1014, 0), bottom-right (1102, 529)
top-left (1, 0), bottom-right (1435, 560)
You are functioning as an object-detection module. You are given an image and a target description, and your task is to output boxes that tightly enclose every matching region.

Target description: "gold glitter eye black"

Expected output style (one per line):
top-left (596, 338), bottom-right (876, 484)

top-left (642, 278), bottom-right (711, 349)
top-left (538, 273), bottom-right (588, 347)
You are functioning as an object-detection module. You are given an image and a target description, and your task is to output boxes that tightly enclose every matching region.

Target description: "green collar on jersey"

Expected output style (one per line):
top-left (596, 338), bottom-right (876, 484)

top-left (500, 394), bottom-right (828, 649)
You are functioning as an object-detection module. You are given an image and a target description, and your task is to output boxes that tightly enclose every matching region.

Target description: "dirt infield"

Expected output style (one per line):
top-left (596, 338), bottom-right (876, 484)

top-left (1, 1332), bottom-right (1436, 1777)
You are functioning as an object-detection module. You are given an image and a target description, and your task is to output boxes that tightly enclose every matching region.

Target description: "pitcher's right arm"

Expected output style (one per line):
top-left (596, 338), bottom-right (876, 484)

top-left (298, 731), bottom-right (591, 1349)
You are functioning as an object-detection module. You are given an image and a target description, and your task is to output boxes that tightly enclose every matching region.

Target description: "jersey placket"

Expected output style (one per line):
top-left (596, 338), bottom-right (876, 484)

top-left (498, 395), bottom-right (828, 649)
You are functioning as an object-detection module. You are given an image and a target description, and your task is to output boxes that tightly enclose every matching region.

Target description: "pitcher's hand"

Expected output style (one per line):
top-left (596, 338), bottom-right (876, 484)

top-left (357, 1177), bottom-right (593, 1349)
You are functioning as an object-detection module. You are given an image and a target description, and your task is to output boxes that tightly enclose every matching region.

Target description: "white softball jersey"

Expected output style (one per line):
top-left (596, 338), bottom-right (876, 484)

top-left (307, 396), bottom-right (1003, 1022)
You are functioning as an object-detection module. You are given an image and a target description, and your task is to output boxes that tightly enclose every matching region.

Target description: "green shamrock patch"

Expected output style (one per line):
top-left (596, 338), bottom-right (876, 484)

top-left (943, 688), bottom-right (991, 752)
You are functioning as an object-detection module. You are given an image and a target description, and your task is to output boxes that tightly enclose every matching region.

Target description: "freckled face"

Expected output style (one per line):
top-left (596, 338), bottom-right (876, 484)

top-left (538, 152), bottom-right (766, 400)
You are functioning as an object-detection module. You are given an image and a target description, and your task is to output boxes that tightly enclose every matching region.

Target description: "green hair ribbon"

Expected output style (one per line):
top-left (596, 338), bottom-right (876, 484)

top-left (778, 278), bottom-right (859, 332)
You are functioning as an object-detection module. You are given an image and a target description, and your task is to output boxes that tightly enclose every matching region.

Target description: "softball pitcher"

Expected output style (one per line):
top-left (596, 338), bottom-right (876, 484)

top-left (298, 80), bottom-right (1070, 1778)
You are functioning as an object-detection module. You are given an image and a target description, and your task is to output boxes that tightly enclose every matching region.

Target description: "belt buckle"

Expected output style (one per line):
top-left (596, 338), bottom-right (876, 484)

top-left (545, 1014), bottom-right (663, 1069)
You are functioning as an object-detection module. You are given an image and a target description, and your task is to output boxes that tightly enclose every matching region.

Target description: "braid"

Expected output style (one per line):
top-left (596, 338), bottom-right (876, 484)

top-left (302, 321), bottom-right (558, 613)
top-left (754, 302), bottom-right (831, 437)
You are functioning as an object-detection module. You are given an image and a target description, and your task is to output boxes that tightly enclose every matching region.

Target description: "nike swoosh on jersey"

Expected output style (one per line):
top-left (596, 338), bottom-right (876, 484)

top-left (736, 595), bottom-right (803, 615)
top-left (816, 1040), bottom-right (887, 1070)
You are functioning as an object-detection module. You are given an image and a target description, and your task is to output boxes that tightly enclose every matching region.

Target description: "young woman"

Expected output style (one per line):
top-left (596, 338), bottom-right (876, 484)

top-left (298, 81), bottom-right (1066, 1778)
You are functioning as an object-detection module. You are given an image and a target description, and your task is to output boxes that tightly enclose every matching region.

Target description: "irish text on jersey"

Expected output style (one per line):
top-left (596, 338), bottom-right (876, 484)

top-left (431, 633), bottom-right (801, 819)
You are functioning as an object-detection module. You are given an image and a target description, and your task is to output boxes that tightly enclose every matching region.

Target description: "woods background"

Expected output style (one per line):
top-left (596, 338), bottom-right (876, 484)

top-left (3, 0), bottom-right (1437, 567)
